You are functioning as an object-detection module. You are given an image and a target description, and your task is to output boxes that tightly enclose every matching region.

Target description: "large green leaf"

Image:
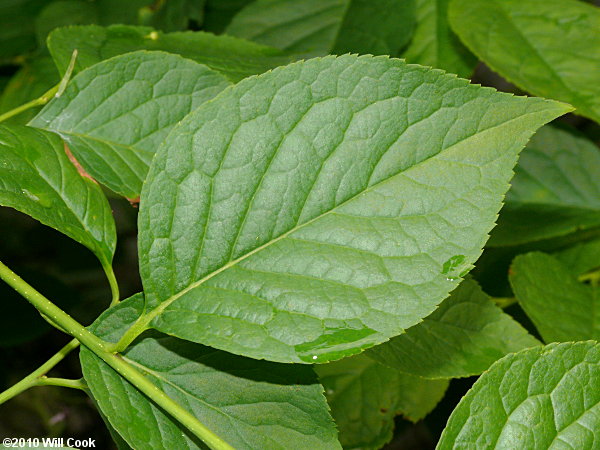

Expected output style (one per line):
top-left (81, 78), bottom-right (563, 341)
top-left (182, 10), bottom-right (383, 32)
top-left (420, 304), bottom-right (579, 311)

top-left (31, 51), bottom-right (230, 199)
top-left (47, 25), bottom-right (293, 82)
top-left (449, 0), bottom-right (600, 124)
top-left (510, 252), bottom-right (599, 343)
top-left (81, 294), bottom-right (340, 450)
top-left (137, 54), bottom-right (568, 364)
top-left (316, 353), bottom-right (448, 449)
top-left (402, 0), bottom-right (477, 78)
top-left (367, 278), bottom-right (540, 379)
top-left (438, 341), bottom-right (600, 449)
top-left (226, 0), bottom-right (416, 57)
top-left (0, 56), bottom-right (59, 125)
top-left (489, 124), bottom-right (600, 247)
top-left (0, 124), bottom-right (115, 268)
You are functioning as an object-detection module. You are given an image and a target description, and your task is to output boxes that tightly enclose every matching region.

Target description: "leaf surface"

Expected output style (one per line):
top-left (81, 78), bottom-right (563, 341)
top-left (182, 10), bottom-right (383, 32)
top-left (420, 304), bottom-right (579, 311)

top-left (402, 0), bottom-right (477, 78)
top-left (554, 238), bottom-right (600, 276)
top-left (0, 0), bottom-right (46, 62)
top-left (367, 278), bottom-right (540, 378)
top-left (226, 0), bottom-right (415, 57)
top-left (510, 252), bottom-right (599, 343)
top-left (47, 25), bottom-right (293, 82)
top-left (81, 294), bottom-right (340, 450)
top-left (0, 124), bottom-right (115, 268)
top-left (31, 51), bottom-right (230, 198)
top-left (137, 54), bottom-right (568, 364)
top-left (438, 342), bottom-right (600, 449)
top-left (316, 353), bottom-right (447, 449)
top-left (449, 0), bottom-right (600, 123)
top-left (489, 124), bottom-right (600, 246)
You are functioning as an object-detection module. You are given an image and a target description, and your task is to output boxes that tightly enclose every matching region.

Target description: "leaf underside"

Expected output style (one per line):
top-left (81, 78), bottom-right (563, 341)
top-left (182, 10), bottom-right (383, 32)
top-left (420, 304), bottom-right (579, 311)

top-left (138, 54), bottom-right (568, 364)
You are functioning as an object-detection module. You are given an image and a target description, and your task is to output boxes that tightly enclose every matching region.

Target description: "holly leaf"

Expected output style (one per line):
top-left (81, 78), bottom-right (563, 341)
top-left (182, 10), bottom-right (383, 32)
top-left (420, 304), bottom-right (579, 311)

top-left (438, 342), bottom-right (600, 448)
top-left (367, 278), bottom-right (540, 379)
top-left (31, 51), bottom-right (230, 198)
top-left (0, 124), bottom-right (115, 268)
top-left (81, 294), bottom-right (340, 450)
top-left (226, 0), bottom-right (416, 57)
top-left (47, 24), bottom-right (293, 82)
top-left (449, 0), bottom-right (600, 123)
top-left (136, 54), bottom-right (569, 364)
top-left (316, 353), bottom-right (447, 449)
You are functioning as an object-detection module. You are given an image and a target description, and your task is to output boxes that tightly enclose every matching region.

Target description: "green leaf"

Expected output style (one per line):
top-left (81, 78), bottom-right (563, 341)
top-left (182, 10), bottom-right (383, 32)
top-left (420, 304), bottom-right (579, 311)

top-left (0, 56), bottom-right (59, 125)
top-left (138, 54), bottom-right (569, 364)
top-left (438, 341), bottom-right (600, 449)
top-left (226, 0), bottom-right (416, 57)
top-left (138, 0), bottom-right (201, 32)
top-left (367, 278), bottom-right (540, 379)
top-left (489, 124), bottom-right (600, 247)
top-left (81, 294), bottom-right (340, 450)
top-left (0, 124), bottom-right (115, 268)
top-left (510, 252), bottom-right (599, 343)
top-left (554, 238), bottom-right (600, 276)
top-left (0, 0), bottom-right (47, 62)
top-left (31, 51), bottom-right (230, 199)
top-left (203, 0), bottom-right (255, 33)
top-left (449, 0), bottom-right (600, 124)
top-left (47, 25), bottom-right (293, 82)
top-left (316, 353), bottom-right (448, 449)
top-left (34, 0), bottom-right (98, 46)
top-left (402, 0), bottom-right (477, 78)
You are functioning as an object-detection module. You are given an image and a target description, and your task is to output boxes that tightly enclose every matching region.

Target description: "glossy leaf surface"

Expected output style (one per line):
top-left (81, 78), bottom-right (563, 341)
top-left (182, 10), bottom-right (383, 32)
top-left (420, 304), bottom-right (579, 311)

top-left (47, 25), bottom-right (292, 82)
top-left (449, 0), bottom-right (600, 123)
top-left (31, 51), bottom-right (230, 198)
top-left (316, 353), bottom-right (448, 449)
top-left (510, 252), bottom-right (599, 343)
top-left (402, 0), bottom-right (477, 78)
top-left (138, 54), bottom-right (568, 364)
top-left (367, 278), bottom-right (540, 378)
top-left (489, 124), bottom-right (600, 246)
top-left (226, 0), bottom-right (415, 57)
top-left (438, 342), bottom-right (600, 449)
top-left (0, 124), bottom-right (115, 268)
top-left (81, 294), bottom-right (340, 450)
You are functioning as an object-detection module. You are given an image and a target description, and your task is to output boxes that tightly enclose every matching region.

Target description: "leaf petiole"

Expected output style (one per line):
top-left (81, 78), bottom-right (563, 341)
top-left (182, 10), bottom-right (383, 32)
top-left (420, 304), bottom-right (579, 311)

top-left (0, 261), bottom-right (233, 450)
top-left (36, 376), bottom-right (87, 391)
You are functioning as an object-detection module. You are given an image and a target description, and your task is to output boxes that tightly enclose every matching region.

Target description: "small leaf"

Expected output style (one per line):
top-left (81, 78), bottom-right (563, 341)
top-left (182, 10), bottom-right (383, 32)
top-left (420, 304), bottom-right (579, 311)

top-left (81, 294), bottom-right (340, 450)
top-left (367, 278), bottom-right (540, 379)
top-left (0, 56), bottom-right (59, 125)
top-left (449, 0), bottom-right (600, 123)
top-left (47, 24), bottom-right (293, 82)
top-left (489, 124), bottom-right (600, 246)
top-left (510, 252), bottom-right (599, 343)
top-left (138, 54), bottom-right (569, 364)
top-left (316, 353), bottom-right (448, 449)
top-left (438, 341), bottom-right (600, 449)
top-left (0, 124), bottom-right (115, 268)
top-left (402, 0), bottom-right (477, 78)
top-left (31, 50), bottom-right (230, 198)
top-left (226, 0), bottom-right (416, 57)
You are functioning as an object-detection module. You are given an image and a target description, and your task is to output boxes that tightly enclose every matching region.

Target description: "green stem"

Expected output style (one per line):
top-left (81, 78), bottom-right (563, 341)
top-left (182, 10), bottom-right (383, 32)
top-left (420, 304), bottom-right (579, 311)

top-left (0, 338), bottom-right (80, 405)
top-left (0, 261), bottom-right (232, 450)
top-left (493, 296), bottom-right (517, 308)
top-left (102, 262), bottom-right (120, 306)
top-left (0, 84), bottom-right (59, 123)
top-left (36, 377), bottom-right (87, 391)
